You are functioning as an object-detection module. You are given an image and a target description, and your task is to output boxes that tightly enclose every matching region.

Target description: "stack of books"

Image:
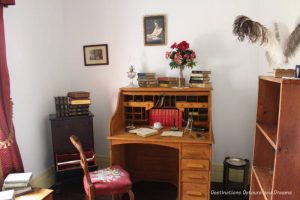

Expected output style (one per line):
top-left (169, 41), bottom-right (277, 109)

top-left (157, 77), bottom-right (177, 87)
top-left (189, 71), bottom-right (211, 87)
top-left (137, 73), bottom-right (158, 87)
top-left (67, 92), bottom-right (91, 116)
top-left (2, 172), bottom-right (32, 197)
top-left (54, 96), bottom-right (68, 117)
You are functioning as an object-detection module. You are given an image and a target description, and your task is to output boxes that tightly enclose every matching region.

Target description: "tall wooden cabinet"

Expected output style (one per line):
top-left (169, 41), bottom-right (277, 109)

top-left (108, 87), bottom-right (214, 200)
top-left (250, 76), bottom-right (300, 200)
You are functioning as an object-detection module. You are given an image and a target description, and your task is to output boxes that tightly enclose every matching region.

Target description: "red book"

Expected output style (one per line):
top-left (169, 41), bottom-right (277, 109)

top-left (162, 109), bottom-right (165, 126)
top-left (179, 110), bottom-right (183, 128)
top-left (158, 109), bottom-right (162, 124)
top-left (167, 109), bottom-right (171, 126)
top-left (175, 110), bottom-right (179, 127)
top-left (154, 109), bottom-right (158, 124)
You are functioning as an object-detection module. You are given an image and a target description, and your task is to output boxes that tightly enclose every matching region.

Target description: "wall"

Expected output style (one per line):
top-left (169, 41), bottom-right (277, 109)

top-left (4, 0), bottom-right (66, 178)
top-left (62, 0), bottom-right (261, 163)
top-left (3, 0), bottom-right (300, 183)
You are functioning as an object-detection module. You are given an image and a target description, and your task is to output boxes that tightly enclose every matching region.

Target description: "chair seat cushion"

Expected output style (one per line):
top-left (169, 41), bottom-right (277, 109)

top-left (83, 165), bottom-right (132, 196)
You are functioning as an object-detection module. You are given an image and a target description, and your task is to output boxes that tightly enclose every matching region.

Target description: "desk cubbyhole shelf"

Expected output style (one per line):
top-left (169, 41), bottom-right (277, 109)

top-left (124, 94), bottom-right (209, 127)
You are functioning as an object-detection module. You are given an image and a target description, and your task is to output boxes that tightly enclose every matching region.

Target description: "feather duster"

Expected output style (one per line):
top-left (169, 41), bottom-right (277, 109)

top-left (233, 15), bottom-right (300, 68)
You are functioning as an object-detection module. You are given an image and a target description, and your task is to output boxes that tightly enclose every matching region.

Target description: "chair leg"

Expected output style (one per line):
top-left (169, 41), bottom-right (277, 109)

top-left (128, 190), bottom-right (135, 200)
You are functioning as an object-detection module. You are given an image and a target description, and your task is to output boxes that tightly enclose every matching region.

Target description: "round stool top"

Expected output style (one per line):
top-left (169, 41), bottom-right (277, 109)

top-left (225, 158), bottom-right (248, 166)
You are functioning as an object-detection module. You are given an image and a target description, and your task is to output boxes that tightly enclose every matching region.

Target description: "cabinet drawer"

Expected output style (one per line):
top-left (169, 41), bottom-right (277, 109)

top-left (182, 159), bottom-right (209, 171)
top-left (182, 182), bottom-right (208, 200)
top-left (182, 170), bottom-right (209, 183)
top-left (182, 144), bottom-right (210, 159)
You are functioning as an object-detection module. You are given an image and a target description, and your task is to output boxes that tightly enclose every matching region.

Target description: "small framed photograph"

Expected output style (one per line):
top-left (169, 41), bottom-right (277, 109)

top-left (83, 44), bottom-right (109, 66)
top-left (144, 15), bottom-right (166, 46)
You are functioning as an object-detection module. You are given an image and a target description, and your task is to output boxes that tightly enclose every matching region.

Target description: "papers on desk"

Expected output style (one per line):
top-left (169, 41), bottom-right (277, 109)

top-left (129, 128), bottom-right (158, 137)
top-left (161, 131), bottom-right (183, 137)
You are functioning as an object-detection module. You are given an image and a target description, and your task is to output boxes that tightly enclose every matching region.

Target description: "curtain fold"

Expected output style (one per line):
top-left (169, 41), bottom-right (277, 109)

top-left (0, 0), bottom-right (15, 6)
top-left (0, 4), bottom-right (23, 186)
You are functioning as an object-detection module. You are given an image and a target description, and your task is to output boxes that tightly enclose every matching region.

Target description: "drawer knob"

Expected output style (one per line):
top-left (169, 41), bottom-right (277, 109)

top-left (189, 176), bottom-right (205, 180)
top-left (187, 164), bottom-right (204, 169)
top-left (187, 191), bottom-right (204, 197)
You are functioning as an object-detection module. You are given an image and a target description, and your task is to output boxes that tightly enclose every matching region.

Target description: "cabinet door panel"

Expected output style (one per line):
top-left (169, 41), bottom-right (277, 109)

top-left (51, 117), bottom-right (94, 153)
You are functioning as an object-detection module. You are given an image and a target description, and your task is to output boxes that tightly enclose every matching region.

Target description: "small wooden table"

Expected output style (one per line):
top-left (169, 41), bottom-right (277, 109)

top-left (16, 188), bottom-right (53, 200)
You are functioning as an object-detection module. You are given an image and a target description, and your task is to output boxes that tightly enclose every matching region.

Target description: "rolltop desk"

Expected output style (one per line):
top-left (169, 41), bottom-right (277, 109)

top-left (108, 87), bottom-right (214, 200)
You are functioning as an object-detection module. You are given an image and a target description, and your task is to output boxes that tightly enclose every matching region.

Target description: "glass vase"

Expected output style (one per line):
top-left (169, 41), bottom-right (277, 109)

top-left (177, 66), bottom-right (185, 88)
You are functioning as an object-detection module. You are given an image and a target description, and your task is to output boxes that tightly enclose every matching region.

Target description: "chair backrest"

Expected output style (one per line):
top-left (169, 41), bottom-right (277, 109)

top-left (69, 135), bottom-right (92, 185)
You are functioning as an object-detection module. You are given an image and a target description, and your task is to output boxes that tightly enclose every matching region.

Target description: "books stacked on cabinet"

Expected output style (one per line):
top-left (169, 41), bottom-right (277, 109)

top-left (137, 73), bottom-right (158, 87)
top-left (189, 70), bottom-right (211, 88)
top-left (54, 96), bottom-right (68, 117)
top-left (54, 91), bottom-right (91, 117)
top-left (67, 91), bottom-right (91, 116)
top-left (157, 77), bottom-right (177, 87)
top-left (2, 172), bottom-right (33, 196)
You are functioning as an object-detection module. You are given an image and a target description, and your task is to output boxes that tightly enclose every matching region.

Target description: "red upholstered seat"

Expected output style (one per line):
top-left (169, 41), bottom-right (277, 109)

top-left (83, 165), bottom-right (132, 196)
top-left (70, 135), bottom-right (134, 200)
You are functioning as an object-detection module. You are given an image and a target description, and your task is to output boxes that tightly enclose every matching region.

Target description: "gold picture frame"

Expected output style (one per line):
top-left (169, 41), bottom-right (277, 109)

top-left (144, 15), bottom-right (167, 46)
top-left (83, 44), bottom-right (109, 66)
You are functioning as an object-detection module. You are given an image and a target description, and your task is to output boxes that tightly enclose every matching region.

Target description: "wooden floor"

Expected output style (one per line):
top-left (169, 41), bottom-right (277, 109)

top-left (52, 178), bottom-right (249, 200)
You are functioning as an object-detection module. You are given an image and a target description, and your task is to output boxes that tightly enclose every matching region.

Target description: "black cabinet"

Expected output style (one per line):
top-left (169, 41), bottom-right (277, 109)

top-left (49, 113), bottom-right (97, 173)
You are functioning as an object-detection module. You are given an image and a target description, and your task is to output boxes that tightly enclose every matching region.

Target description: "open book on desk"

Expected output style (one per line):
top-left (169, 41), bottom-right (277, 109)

top-left (128, 128), bottom-right (158, 137)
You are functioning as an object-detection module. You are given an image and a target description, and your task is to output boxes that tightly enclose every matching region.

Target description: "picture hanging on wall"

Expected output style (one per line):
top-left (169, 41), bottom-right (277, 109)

top-left (83, 44), bottom-right (109, 66)
top-left (144, 15), bottom-right (166, 46)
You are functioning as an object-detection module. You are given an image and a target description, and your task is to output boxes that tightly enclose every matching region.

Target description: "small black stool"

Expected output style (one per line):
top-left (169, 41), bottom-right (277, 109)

top-left (223, 157), bottom-right (250, 196)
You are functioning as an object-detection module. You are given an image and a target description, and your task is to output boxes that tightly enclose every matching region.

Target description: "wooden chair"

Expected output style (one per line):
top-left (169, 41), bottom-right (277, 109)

top-left (70, 135), bottom-right (134, 200)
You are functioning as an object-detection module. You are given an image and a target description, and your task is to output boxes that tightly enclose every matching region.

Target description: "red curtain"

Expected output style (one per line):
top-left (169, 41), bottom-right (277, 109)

top-left (0, 4), bottom-right (23, 187)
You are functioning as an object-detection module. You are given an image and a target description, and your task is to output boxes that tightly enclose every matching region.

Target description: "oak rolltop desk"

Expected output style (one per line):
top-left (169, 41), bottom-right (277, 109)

top-left (108, 87), bottom-right (214, 200)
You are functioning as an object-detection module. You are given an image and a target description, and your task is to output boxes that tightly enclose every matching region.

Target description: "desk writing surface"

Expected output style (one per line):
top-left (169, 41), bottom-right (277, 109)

top-left (108, 127), bottom-right (213, 145)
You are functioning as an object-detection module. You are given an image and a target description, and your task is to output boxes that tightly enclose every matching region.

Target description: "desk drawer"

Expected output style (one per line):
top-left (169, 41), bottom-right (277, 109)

top-left (182, 159), bottom-right (209, 171)
top-left (182, 144), bottom-right (210, 159)
top-left (182, 182), bottom-right (208, 200)
top-left (182, 170), bottom-right (209, 183)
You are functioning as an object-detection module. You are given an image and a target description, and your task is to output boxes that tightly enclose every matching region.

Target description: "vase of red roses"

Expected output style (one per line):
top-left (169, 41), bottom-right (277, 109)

top-left (166, 41), bottom-right (196, 88)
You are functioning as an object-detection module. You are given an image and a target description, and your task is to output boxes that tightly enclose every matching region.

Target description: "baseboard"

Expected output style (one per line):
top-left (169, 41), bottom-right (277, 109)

top-left (31, 166), bottom-right (55, 188)
top-left (31, 156), bottom-right (248, 188)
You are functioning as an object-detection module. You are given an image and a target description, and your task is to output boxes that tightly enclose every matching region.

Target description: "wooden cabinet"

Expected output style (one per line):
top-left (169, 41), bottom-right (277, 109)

top-left (250, 76), bottom-right (300, 200)
top-left (49, 113), bottom-right (97, 174)
top-left (108, 87), bottom-right (214, 200)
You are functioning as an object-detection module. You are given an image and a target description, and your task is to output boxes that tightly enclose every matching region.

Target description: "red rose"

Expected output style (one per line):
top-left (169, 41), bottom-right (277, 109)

top-left (170, 42), bottom-right (177, 49)
top-left (190, 51), bottom-right (196, 59)
top-left (177, 41), bottom-right (190, 51)
top-left (165, 51), bottom-right (171, 59)
top-left (184, 54), bottom-right (189, 59)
